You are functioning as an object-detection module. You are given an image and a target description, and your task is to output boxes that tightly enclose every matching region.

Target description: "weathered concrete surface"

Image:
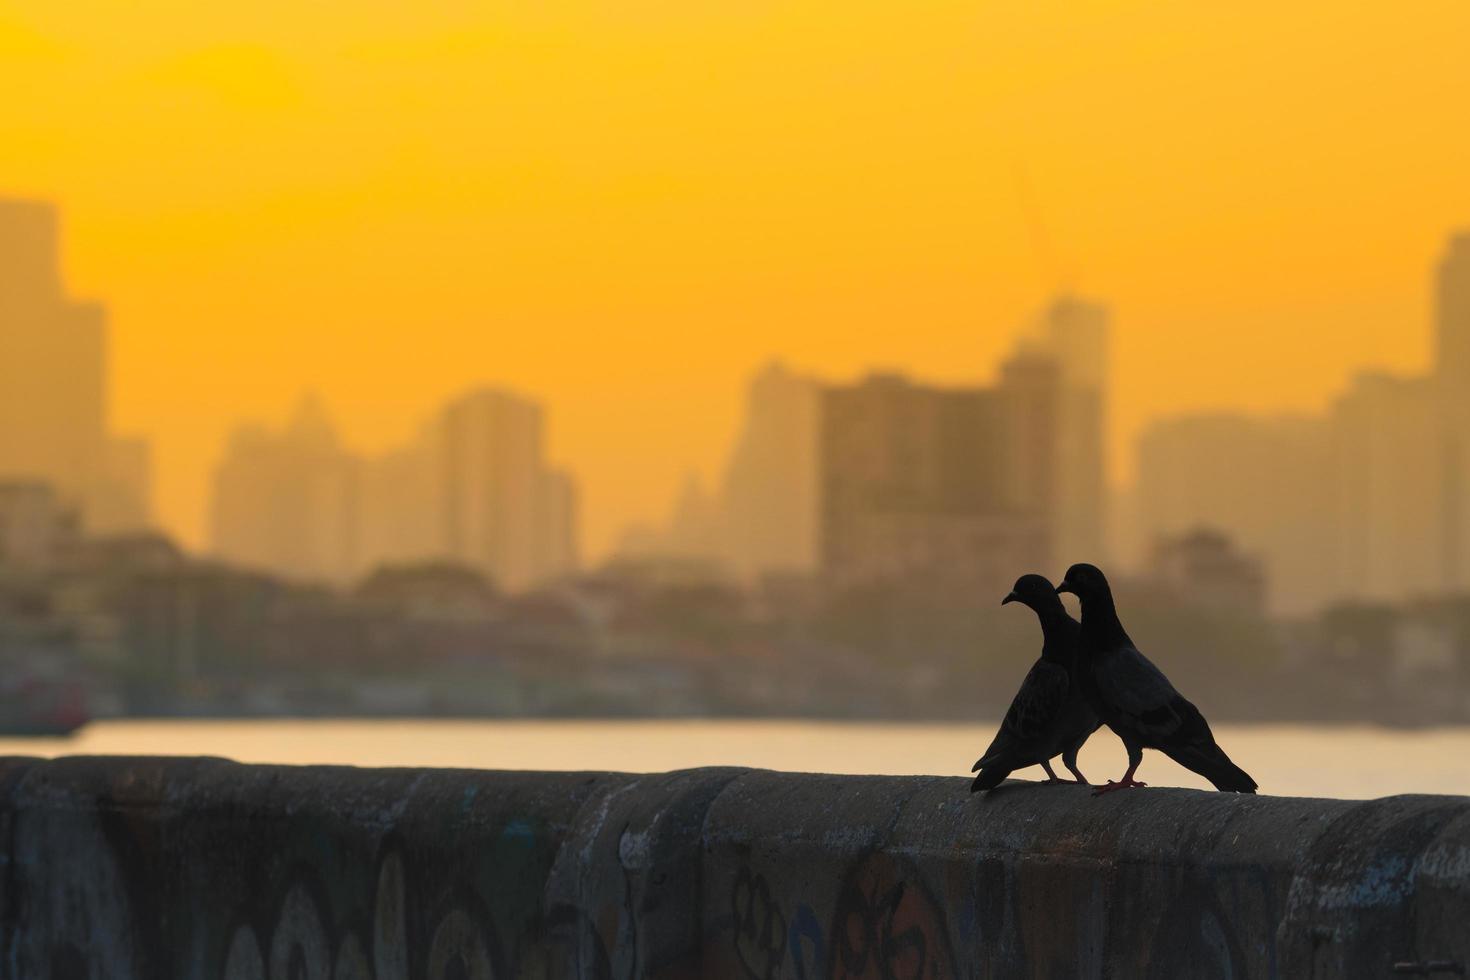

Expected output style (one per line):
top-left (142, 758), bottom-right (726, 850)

top-left (0, 757), bottom-right (1466, 979)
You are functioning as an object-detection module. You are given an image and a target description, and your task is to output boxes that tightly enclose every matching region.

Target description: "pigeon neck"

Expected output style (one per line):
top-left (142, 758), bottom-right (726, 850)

top-left (1080, 593), bottom-right (1129, 647)
top-left (1033, 602), bottom-right (1071, 634)
top-left (1030, 600), bottom-right (1076, 661)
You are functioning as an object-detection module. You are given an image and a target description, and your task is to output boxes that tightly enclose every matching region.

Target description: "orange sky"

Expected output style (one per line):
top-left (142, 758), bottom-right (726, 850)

top-left (4, 0), bottom-right (1470, 557)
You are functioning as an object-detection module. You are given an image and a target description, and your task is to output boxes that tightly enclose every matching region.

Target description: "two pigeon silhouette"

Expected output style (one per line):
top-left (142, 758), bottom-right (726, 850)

top-left (971, 563), bottom-right (1258, 796)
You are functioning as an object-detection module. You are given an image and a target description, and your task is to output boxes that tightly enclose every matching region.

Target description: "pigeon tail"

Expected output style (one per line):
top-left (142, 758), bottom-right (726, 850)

top-left (1164, 744), bottom-right (1258, 794)
top-left (970, 767), bottom-right (1011, 793)
top-left (971, 749), bottom-right (1004, 772)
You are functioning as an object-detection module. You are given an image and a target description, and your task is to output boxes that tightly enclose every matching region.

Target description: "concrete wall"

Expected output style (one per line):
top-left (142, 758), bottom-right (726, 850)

top-left (1, 756), bottom-right (1467, 979)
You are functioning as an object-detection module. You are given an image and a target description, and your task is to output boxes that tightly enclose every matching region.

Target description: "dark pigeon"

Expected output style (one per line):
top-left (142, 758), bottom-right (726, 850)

top-left (971, 574), bottom-right (1101, 792)
top-left (1056, 562), bottom-right (1258, 795)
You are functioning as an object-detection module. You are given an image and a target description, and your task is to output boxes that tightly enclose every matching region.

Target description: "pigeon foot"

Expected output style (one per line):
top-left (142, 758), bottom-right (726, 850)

top-left (1091, 777), bottom-right (1147, 797)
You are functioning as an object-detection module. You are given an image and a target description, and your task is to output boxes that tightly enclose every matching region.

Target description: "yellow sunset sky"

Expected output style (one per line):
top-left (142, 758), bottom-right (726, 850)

top-left (4, 0), bottom-right (1470, 556)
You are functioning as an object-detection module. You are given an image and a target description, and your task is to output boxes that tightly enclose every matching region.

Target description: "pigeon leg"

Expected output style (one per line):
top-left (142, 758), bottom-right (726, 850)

top-left (1093, 742), bottom-right (1148, 796)
top-left (1039, 759), bottom-right (1065, 784)
top-left (1061, 745), bottom-right (1090, 785)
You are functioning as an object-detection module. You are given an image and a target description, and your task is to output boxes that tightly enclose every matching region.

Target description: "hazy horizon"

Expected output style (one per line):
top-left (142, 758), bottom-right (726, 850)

top-left (6, 1), bottom-right (1470, 557)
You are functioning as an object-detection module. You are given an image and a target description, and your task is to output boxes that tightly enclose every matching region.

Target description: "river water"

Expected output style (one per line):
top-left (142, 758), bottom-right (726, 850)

top-left (1, 718), bottom-right (1466, 800)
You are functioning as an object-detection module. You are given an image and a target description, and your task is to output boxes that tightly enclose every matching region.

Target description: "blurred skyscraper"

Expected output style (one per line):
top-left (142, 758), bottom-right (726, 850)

top-left (719, 362), bottom-right (821, 578)
top-left (434, 389), bottom-right (543, 591)
top-left (1435, 233), bottom-right (1470, 392)
top-left (0, 200), bottom-right (101, 508)
top-left (209, 394), bottom-right (360, 583)
top-left (537, 467), bottom-right (581, 579)
top-left (995, 351), bottom-right (1063, 547)
top-left (1009, 296), bottom-right (1109, 565)
top-left (818, 372), bottom-right (1047, 591)
top-left (1436, 232), bottom-right (1470, 590)
top-left (357, 437), bottom-right (439, 570)
top-left (433, 388), bottom-right (577, 591)
top-left (1331, 372), bottom-right (1448, 603)
top-left (0, 199), bottom-right (152, 534)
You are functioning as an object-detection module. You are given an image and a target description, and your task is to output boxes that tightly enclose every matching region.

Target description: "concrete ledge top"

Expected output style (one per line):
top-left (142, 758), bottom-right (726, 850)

top-left (3, 754), bottom-right (1466, 855)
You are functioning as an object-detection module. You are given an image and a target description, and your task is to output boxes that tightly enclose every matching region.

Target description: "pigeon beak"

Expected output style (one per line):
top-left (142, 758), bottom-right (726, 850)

top-left (1001, 591), bottom-right (1018, 606)
top-left (1055, 580), bottom-right (1074, 595)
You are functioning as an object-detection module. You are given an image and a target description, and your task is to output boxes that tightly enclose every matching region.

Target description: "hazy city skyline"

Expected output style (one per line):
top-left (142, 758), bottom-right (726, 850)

top-left (8, 192), bottom-right (1470, 577)
top-left (12, 195), bottom-right (1468, 565)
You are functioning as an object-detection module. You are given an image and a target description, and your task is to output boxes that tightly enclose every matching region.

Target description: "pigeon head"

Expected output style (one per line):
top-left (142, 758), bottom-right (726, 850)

top-left (1002, 573), bottom-right (1062, 611)
top-left (1055, 563), bottom-right (1112, 603)
top-left (999, 575), bottom-right (1058, 605)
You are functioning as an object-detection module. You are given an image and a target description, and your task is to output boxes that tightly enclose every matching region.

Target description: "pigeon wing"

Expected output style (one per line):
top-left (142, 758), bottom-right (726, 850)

top-left (972, 660), bottom-right (1070, 770)
top-left (1096, 645), bottom-right (1187, 737)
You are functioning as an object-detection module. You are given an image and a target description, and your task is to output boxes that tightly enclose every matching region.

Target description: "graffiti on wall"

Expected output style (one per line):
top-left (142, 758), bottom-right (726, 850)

top-left (221, 852), bottom-right (499, 980)
top-left (726, 852), bottom-right (956, 980)
top-left (214, 848), bottom-right (618, 980)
